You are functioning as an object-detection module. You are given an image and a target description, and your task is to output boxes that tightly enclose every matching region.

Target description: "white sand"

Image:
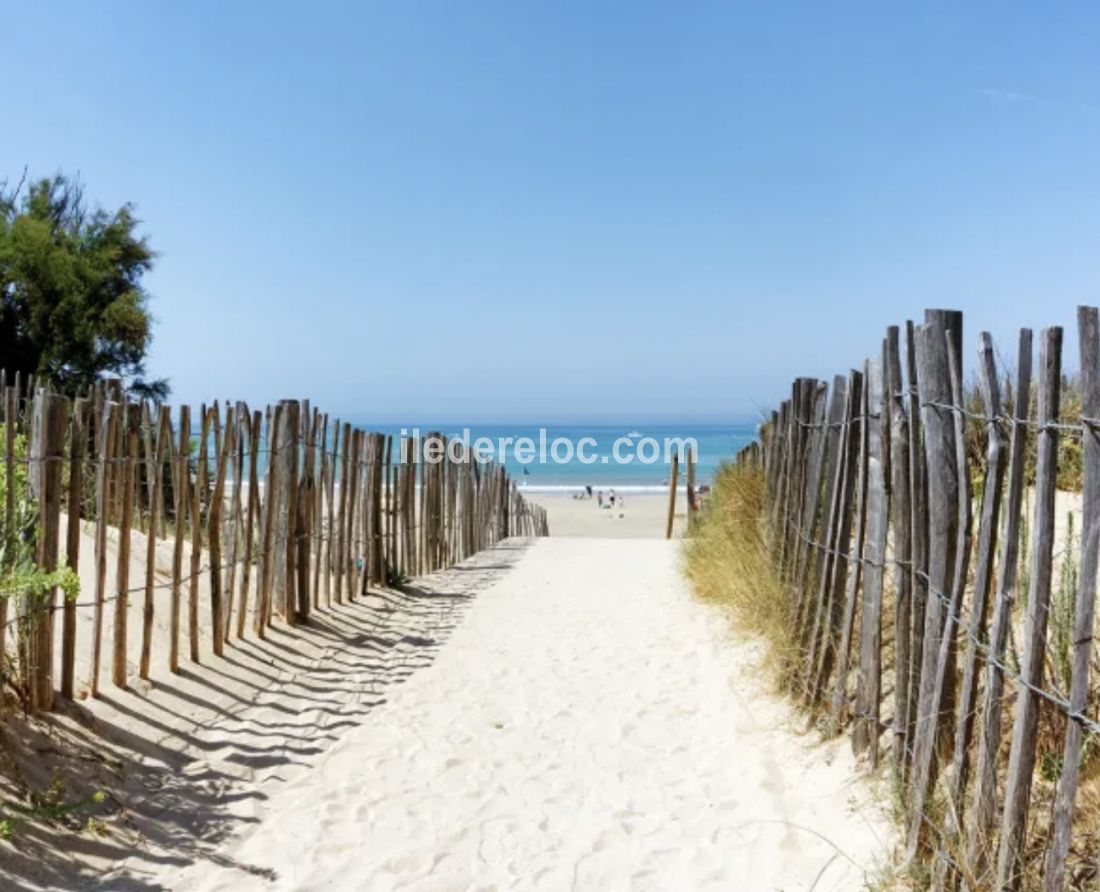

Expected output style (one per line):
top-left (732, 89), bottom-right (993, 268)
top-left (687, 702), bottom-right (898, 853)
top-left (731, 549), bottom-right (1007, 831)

top-left (524, 493), bottom-right (691, 538)
top-left (158, 538), bottom-right (889, 891)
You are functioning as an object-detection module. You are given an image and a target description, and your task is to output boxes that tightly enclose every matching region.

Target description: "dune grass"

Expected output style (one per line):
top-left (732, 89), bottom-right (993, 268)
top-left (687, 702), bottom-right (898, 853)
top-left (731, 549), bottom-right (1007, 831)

top-left (682, 461), bottom-right (798, 685)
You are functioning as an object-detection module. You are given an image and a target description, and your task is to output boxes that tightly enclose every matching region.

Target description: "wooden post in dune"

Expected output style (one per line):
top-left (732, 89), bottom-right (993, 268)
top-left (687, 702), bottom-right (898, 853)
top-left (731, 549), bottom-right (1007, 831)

top-left (224, 404), bottom-right (246, 635)
top-left (90, 401), bottom-right (118, 697)
top-left (996, 326), bottom-right (1062, 890)
top-left (0, 385), bottom-right (16, 668)
top-left (1045, 309), bottom-right (1100, 890)
top-left (61, 397), bottom-right (87, 699)
top-left (906, 310), bottom-right (964, 859)
top-left (140, 406), bottom-right (170, 679)
top-left (208, 404), bottom-right (233, 653)
top-left (685, 446), bottom-right (697, 532)
top-left (237, 410), bottom-right (261, 638)
top-left (853, 347), bottom-right (889, 765)
top-left (170, 405), bottom-right (190, 672)
top-left (965, 328), bottom-right (1033, 877)
top-left (112, 412), bottom-right (139, 689)
top-left (188, 406), bottom-right (210, 662)
top-left (323, 420), bottom-right (338, 605)
top-left (939, 332), bottom-right (1006, 862)
top-left (285, 400), bottom-right (300, 623)
top-left (310, 411), bottom-right (325, 609)
top-left (334, 421), bottom-right (350, 603)
top-left (257, 405), bottom-right (281, 635)
top-left (884, 331), bottom-right (911, 773)
top-left (665, 450), bottom-right (679, 539)
top-left (28, 392), bottom-right (66, 710)
top-left (825, 365), bottom-right (869, 731)
top-left (297, 409), bottom-right (316, 618)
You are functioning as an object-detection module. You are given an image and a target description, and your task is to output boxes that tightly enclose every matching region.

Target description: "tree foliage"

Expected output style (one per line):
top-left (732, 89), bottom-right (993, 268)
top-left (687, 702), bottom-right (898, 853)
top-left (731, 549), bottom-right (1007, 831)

top-left (0, 172), bottom-right (167, 398)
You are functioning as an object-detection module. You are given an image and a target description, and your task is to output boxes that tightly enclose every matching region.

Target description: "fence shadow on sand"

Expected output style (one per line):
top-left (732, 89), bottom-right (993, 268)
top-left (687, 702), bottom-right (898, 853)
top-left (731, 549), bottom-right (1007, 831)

top-left (0, 538), bottom-right (533, 892)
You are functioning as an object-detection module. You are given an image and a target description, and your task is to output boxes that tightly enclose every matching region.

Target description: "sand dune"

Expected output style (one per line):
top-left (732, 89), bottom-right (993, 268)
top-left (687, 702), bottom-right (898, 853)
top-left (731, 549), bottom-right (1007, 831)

top-left (158, 538), bottom-right (889, 891)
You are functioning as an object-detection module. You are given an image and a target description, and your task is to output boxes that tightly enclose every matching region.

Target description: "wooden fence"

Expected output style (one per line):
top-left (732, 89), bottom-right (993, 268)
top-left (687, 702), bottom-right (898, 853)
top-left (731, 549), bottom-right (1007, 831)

top-left (0, 372), bottom-right (548, 716)
top-left (735, 308), bottom-right (1100, 890)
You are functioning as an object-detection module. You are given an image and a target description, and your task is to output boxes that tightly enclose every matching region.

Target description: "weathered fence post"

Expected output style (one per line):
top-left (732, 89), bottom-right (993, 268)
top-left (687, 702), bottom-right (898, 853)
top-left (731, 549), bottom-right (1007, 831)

top-left (61, 397), bottom-right (87, 699)
top-left (170, 405), bottom-right (190, 672)
top-left (885, 328), bottom-right (912, 772)
top-left (1045, 308), bottom-right (1100, 890)
top-left (112, 411), bottom-right (139, 689)
top-left (28, 393), bottom-right (67, 710)
top-left (853, 347), bottom-right (889, 764)
top-left (965, 328), bottom-right (1033, 876)
top-left (944, 332), bottom-right (1006, 859)
top-left (827, 363), bottom-right (870, 731)
top-left (666, 450), bottom-right (679, 539)
top-left (90, 401), bottom-right (118, 696)
top-left (906, 309), bottom-right (963, 858)
top-left (996, 325), bottom-right (1062, 891)
top-left (807, 368), bottom-right (863, 705)
top-left (140, 405), bottom-right (170, 678)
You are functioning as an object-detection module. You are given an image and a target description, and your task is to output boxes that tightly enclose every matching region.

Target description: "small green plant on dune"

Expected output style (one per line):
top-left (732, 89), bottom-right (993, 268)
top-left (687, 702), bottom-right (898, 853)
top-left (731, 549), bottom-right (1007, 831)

top-left (385, 562), bottom-right (410, 588)
top-left (0, 424), bottom-right (81, 699)
top-left (0, 769), bottom-right (107, 841)
top-left (1051, 510), bottom-right (1078, 695)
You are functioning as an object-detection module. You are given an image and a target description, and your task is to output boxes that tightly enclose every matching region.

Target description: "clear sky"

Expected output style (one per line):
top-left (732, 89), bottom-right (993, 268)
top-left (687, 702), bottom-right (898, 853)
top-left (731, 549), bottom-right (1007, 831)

top-left (4, 2), bottom-right (1100, 422)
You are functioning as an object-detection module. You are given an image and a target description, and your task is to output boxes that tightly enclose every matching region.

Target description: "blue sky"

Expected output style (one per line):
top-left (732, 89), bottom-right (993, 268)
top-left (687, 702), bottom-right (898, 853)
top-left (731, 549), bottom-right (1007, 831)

top-left (4, 2), bottom-right (1100, 421)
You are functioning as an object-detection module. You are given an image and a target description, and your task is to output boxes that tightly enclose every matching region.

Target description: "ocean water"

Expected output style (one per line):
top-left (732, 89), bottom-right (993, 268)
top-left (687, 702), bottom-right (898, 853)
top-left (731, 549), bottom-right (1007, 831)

top-left (350, 422), bottom-right (759, 492)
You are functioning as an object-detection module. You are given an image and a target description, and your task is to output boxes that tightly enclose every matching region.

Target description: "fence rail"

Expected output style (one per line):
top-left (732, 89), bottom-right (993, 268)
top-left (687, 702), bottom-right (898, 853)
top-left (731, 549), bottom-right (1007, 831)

top-left (0, 370), bottom-right (548, 716)
top-left (734, 308), bottom-right (1100, 891)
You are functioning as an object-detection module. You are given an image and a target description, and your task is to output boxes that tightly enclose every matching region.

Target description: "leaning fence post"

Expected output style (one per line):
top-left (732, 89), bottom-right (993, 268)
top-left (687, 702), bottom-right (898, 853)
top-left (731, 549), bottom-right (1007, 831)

top-left (686, 445), bottom-right (697, 531)
top-left (996, 325), bottom-right (1062, 891)
top-left (885, 328), bottom-right (912, 772)
top-left (1044, 309), bottom-right (1100, 891)
top-left (853, 347), bottom-right (889, 764)
top-left (208, 404), bottom-right (232, 653)
top-left (90, 401), bottom-right (118, 697)
top-left (61, 398), bottom-right (87, 700)
top-left (903, 319), bottom-right (928, 781)
top-left (906, 309), bottom-right (963, 859)
top-left (1, 385), bottom-right (16, 671)
top-left (139, 406), bottom-right (170, 679)
top-left (804, 369), bottom-right (861, 703)
top-left (666, 450), bottom-right (679, 539)
top-left (965, 328), bottom-right (1033, 876)
top-left (945, 332), bottom-right (1006, 847)
top-left (29, 392), bottom-right (67, 710)
top-left (170, 405), bottom-right (190, 673)
top-left (112, 410), bottom-right (139, 689)
top-left (796, 376), bottom-right (847, 663)
top-left (826, 363), bottom-right (870, 731)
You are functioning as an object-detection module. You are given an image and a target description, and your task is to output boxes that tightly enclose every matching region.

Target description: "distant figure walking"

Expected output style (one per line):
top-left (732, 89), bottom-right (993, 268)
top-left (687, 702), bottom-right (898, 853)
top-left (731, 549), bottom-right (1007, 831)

top-left (598, 490), bottom-right (604, 508)
top-left (609, 490), bottom-right (616, 508)
top-left (586, 484), bottom-right (593, 498)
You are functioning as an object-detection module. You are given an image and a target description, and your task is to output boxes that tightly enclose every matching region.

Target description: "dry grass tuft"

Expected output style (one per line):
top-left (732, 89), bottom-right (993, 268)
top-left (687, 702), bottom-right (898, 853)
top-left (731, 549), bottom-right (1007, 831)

top-left (682, 462), bottom-right (799, 684)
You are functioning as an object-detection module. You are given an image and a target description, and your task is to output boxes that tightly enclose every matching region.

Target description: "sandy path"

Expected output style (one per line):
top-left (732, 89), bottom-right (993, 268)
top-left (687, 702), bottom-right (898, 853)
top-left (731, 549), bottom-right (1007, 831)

top-left (523, 493), bottom-right (687, 538)
top-left (162, 538), bottom-right (889, 891)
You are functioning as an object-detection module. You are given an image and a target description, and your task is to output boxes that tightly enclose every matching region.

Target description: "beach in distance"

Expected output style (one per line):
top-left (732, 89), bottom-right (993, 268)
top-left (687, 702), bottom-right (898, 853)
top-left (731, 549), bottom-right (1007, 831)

top-left (526, 492), bottom-right (690, 538)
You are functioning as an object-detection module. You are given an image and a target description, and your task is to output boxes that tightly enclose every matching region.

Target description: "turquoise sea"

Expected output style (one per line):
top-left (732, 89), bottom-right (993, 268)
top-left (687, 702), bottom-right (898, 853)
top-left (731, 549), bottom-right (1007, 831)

top-left (347, 422), bottom-right (759, 492)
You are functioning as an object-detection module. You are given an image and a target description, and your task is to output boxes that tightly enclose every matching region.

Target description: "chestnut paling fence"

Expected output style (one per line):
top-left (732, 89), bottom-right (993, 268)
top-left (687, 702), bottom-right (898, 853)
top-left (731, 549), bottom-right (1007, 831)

top-left (0, 371), bottom-right (548, 716)
top-left (735, 308), bottom-right (1100, 890)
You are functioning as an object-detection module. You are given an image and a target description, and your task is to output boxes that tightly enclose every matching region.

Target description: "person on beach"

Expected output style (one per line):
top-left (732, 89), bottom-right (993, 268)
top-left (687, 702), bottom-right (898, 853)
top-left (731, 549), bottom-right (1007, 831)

top-left (586, 484), bottom-right (593, 498)
top-left (609, 490), bottom-right (616, 508)
top-left (598, 490), bottom-right (604, 508)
